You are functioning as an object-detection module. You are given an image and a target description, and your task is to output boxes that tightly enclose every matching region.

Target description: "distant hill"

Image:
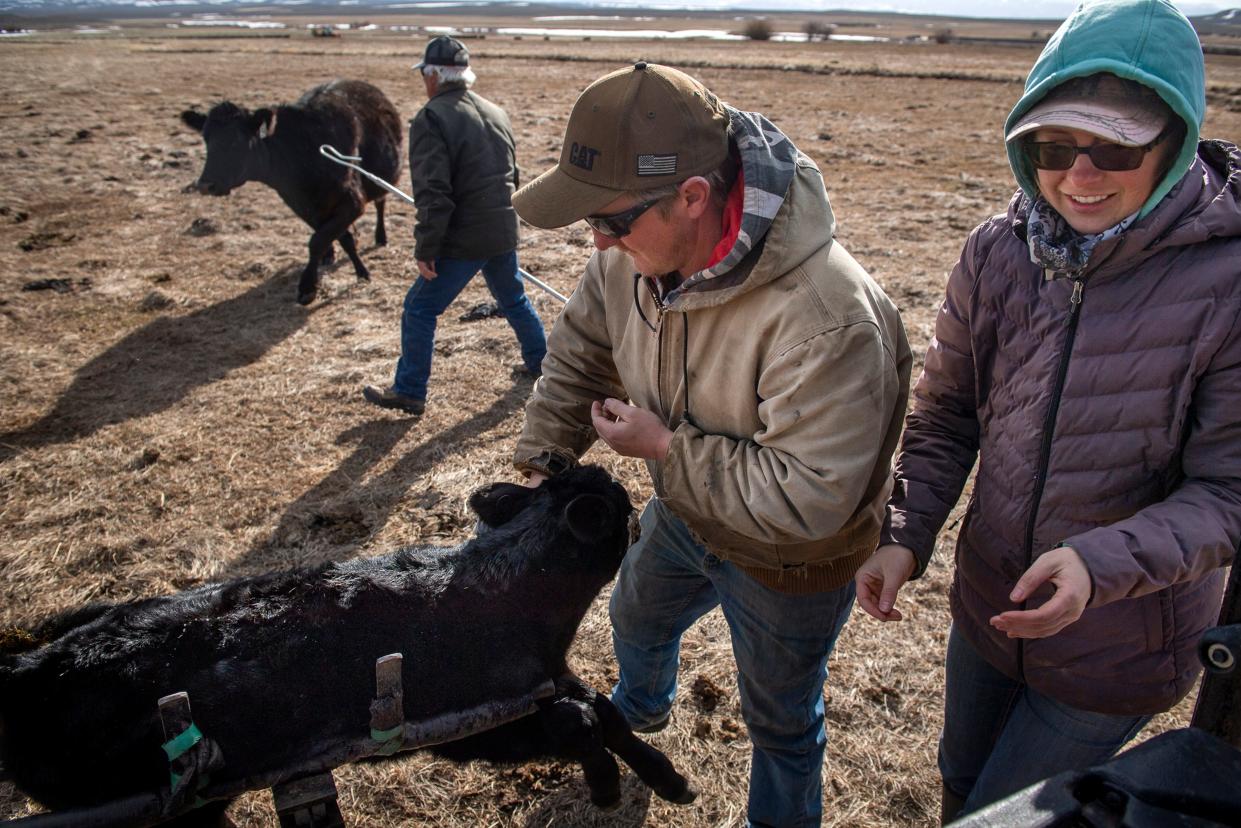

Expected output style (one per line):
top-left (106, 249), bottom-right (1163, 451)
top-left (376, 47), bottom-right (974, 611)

top-left (0, 0), bottom-right (1066, 21)
top-left (2, 0), bottom-right (835, 16)
top-left (1195, 7), bottom-right (1241, 35)
top-left (1201, 7), bottom-right (1240, 21)
top-left (2, 0), bottom-right (1238, 36)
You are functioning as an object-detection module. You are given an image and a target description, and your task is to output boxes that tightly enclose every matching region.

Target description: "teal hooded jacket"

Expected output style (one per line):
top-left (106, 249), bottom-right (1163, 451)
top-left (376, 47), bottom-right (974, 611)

top-left (1004, 0), bottom-right (1206, 218)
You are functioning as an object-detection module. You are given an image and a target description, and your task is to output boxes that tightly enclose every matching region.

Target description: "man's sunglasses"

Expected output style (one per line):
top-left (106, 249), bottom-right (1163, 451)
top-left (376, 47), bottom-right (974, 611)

top-left (584, 197), bottom-right (665, 239)
top-left (1022, 127), bottom-right (1170, 172)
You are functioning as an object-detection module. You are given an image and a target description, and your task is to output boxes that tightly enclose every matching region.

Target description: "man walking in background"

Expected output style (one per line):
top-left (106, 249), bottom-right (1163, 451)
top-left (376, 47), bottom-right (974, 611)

top-left (364, 35), bottom-right (545, 416)
top-left (510, 61), bottom-right (911, 826)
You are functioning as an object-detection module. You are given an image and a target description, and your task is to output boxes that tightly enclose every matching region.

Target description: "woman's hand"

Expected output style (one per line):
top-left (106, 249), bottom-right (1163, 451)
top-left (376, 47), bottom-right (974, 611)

top-left (990, 546), bottom-right (1092, 638)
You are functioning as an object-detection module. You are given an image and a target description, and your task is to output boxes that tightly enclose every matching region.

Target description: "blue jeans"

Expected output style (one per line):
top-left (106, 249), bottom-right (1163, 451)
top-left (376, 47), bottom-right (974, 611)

top-left (393, 251), bottom-right (546, 401)
top-left (609, 498), bottom-right (855, 828)
top-left (938, 625), bottom-right (1150, 816)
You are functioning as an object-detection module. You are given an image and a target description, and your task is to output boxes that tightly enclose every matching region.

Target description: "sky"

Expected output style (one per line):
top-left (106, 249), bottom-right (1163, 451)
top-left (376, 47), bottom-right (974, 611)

top-left (507, 0), bottom-right (1237, 20)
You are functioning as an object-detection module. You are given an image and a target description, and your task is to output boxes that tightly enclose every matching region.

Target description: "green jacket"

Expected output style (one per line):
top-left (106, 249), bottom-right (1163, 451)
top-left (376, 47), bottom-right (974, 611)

top-left (515, 154), bottom-right (911, 592)
top-left (410, 85), bottom-right (519, 260)
top-left (1004, 0), bottom-right (1206, 218)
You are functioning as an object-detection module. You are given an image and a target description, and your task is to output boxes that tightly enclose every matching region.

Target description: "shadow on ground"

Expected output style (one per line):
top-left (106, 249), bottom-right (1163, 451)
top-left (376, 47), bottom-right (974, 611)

top-left (230, 378), bottom-right (533, 575)
top-left (519, 773), bottom-right (657, 828)
top-left (0, 270), bottom-right (308, 463)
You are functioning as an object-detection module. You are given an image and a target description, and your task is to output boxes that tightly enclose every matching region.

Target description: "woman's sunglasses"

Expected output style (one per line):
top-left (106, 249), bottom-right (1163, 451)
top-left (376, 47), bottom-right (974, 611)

top-left (584, 197), bottom-right (665, 239)
top-left (1022, 127), bottom-right (1170, 172)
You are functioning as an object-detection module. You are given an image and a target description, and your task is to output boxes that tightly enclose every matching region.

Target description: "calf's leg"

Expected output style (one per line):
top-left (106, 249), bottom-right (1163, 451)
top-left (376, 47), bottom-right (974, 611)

top-left (592, 691), bottom-right (696, 804)
top-left (546, 675), bottom-right (695, 806)
top-left (429, 691), bottom-right (622, 809)
top-left (538, 696), bottom-right (622, 809)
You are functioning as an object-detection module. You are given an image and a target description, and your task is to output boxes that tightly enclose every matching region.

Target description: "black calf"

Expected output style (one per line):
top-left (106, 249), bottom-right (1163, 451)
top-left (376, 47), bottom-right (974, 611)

top-left (0, 465), bottom-right (694, 824)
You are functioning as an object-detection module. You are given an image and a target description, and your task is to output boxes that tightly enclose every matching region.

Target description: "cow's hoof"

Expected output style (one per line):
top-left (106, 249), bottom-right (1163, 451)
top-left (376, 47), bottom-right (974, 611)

top-left (656, 781), bottom-right (697, 805)
top-left (590, 793), bottom-right (622, 812)
top-left (356, 268), bottom-right (371, 282)
top-left (297, 288), bottom-right (317, 305)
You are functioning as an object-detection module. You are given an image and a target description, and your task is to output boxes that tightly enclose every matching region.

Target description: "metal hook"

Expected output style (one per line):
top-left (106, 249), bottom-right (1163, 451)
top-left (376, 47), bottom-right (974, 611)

top-left (318, 144), bottom-right (567, 304)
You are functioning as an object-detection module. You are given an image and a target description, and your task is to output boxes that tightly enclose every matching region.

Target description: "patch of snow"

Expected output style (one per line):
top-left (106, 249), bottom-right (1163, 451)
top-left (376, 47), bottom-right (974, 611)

top-left (178, 18), bottom-right (286, 28)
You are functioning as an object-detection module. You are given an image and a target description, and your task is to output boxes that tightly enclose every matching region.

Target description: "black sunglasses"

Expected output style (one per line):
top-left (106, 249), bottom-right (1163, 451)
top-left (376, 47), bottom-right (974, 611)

top-left (584, 197), bottom-right (665, 239)
top-left (1022, 127), bottom-right (1170, 172)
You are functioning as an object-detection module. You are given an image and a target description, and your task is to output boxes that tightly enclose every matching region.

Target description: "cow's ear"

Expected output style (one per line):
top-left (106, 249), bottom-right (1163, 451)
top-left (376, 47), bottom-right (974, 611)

top-left (469, 482), bottom-right (534, 527)
top-left (564, 494), bottom-right (613, 544)
top-left (180, 110), bottom-right (206, 132)
top-left (250, 108), bottom-right (274, 138)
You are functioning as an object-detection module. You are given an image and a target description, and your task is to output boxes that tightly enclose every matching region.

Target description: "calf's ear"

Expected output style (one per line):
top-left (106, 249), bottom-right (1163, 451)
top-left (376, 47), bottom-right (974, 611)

top-left (564, 494), bottom-right (614, 543)
top-left (180, 110), bottom-right (207, 132)
top-left (249, 108), bottom-right (274, 138)
top-left (470, 482), bottom-right (535, 527)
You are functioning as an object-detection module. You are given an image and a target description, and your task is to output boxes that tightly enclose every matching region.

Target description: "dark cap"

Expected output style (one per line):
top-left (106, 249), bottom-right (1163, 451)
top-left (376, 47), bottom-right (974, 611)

top-left (412, 35), bottom-right (470, 72)
top-left (512, 62), bottom-right (730, 229)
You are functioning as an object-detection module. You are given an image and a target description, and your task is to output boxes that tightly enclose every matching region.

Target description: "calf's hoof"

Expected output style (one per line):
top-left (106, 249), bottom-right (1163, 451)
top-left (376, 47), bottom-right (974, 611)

top-left (356, 268), bottom-right (371, 282)
top-left (297, 287), bottom-right (317, 305)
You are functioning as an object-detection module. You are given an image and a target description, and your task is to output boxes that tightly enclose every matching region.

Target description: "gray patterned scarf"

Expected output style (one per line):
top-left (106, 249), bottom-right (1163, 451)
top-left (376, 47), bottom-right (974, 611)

top-left (1026, 196), bottom-right (1138, 277)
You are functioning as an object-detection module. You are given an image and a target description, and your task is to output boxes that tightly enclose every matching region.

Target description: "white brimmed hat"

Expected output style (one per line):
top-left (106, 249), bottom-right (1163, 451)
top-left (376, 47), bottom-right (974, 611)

top-left (1006, 74), bottom-right (1171, 147)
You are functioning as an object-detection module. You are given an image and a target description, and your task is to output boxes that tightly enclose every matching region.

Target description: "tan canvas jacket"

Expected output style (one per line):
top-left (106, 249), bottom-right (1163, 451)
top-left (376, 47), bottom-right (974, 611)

top-left (516, 156), bottom-right (911, 591)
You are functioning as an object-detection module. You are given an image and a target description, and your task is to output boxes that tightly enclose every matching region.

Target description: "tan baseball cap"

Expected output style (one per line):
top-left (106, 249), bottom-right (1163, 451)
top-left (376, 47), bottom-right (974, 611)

top-left (513, 61), bottom-right (730, 229)
top-left (1006, 73), bottom-right (1171, 147)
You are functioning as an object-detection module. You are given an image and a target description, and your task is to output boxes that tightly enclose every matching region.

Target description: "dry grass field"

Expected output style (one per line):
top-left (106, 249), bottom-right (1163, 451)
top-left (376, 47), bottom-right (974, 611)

top-left (1, 14), bottom-right (1239, 827)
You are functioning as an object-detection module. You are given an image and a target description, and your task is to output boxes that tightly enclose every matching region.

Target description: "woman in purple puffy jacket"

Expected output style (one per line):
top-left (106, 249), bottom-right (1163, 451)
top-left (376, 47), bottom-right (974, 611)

top-left (854, 0), bottom-right (1241, 822)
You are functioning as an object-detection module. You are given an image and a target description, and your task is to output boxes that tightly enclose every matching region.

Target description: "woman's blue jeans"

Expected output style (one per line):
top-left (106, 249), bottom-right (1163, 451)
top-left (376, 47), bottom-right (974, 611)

top-left (609, 498), bottom-right (855, 828)
top-left (938, 625), bottom-right (1151, 816)
top-left (393, 250), bottom-right (546, 401)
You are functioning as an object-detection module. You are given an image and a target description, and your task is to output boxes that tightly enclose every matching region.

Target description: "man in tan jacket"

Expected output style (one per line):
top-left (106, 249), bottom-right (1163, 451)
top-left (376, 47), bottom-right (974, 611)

top-left (512, 62), bottom-right (911, 827)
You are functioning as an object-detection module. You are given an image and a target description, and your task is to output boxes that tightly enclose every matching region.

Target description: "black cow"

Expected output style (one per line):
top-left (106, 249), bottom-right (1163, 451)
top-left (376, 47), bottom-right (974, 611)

top-left (0, 466), bottom-right (694, 826)
top-left (180, 80), bottom-right (402, 305)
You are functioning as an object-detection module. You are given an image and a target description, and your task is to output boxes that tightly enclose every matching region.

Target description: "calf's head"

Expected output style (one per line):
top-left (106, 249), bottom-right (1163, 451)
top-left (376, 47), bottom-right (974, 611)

top-left (467, 465), bottom-right (637, 589)
top-left (180, 102), bottom-right (273, 196)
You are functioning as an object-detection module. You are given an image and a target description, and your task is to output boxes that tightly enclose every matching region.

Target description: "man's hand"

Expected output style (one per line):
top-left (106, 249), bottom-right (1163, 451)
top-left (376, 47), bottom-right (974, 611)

top-left (990, 546), bottom-right (1091, 639)
top-left (417, 259), bottom-right (438, 280)
top-left (855, 544), bottom-right (917, 621)
top-left (523, 471), bottom-right (548, 488)
top-left (590, 398), bottom-right (673, 461)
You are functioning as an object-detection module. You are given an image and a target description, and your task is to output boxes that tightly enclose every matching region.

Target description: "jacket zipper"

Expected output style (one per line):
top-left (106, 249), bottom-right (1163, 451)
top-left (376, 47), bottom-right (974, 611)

top-left (1018, 277), bottom-right (1085, 678)
top-left (642, 278), bottom-right (670, 414)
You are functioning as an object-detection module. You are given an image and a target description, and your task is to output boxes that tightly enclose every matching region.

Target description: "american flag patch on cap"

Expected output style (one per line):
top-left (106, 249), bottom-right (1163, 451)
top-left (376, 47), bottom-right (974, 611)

top-left (637, 154), bottom-right (677, 176)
